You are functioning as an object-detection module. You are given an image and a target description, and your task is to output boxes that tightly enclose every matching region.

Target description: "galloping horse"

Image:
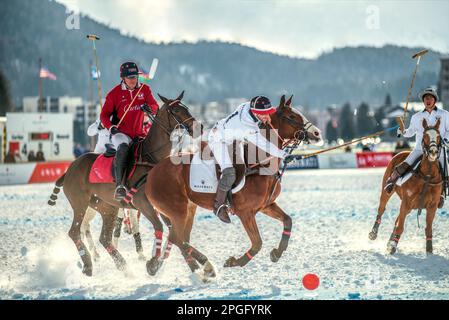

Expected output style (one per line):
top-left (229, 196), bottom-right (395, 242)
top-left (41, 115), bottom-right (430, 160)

top-left (48, 92), bottom-right (201, 275)
top-left (143, 95), bottom-right (322, 279)
top-left (369, 118), bottom-right (444, 255)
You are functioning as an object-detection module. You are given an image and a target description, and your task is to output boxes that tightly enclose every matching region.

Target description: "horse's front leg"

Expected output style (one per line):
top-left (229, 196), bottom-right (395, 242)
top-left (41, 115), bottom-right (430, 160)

top-left (224, 213), bottom-right (262, 267)
top-left (387, 202), bottom-right (411, 254)
top-left (260, 202), bottom-right (292, 263)
top-left (425, 205), bottom-right (437, 255)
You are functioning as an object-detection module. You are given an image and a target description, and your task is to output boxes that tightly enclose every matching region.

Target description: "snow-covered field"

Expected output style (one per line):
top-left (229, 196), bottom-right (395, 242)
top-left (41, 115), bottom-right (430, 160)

top-left (1, 168), bottom-right (449, 300)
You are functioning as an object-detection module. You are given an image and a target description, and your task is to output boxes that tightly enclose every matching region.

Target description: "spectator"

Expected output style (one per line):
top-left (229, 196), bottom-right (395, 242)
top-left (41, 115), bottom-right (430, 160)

top-left (28, 150), bottom-right (36, 162)
top-left (74, 143), bottom-right (84, 158)
top-left (36, 150), bottom-right (45, 162)
top-left (4, 149), bottom-right (15, 163)
top-left (13, 150), bottom-right (22, 162)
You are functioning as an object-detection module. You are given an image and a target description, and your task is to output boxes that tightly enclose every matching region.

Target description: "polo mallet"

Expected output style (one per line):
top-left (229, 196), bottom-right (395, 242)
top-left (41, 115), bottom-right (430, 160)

top-left (86, 34), bottom-right (103, 109)
top-left (396, 49), bottom-right (429, 135)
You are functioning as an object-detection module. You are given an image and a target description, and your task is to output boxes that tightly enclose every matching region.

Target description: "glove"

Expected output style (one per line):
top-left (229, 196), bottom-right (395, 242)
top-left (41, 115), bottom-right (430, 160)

top-left (110, 125), bottom-right (120, 136)
top-left (140, 103), bottom-right (152, 114)
top-left (397, 127), bottom-right (403, 138)
top-left (283, 155), bottom-right (295, 164)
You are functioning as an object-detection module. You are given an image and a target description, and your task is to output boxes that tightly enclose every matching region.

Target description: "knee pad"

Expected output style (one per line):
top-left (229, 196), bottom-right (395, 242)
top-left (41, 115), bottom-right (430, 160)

top-left (218, 167), bottom-right (236, 191)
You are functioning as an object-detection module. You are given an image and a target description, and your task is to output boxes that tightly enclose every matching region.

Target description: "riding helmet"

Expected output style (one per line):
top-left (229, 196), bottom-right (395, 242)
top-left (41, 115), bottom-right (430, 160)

top-left (419, 87), bottom-right (439, 102)
top-left (120, 61), bottom-right (139, 78)
top-left (250, 96), bottom-right (276, 115)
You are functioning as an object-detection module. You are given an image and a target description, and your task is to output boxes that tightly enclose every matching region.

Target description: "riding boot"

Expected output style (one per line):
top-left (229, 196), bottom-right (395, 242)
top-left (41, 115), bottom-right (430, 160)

top-left (213, 167), bottom-right (236, 224)
top-left (384, 162), bottom-right (411, 194)
top-left (213, 188), bottom-right (231, 223)
top-left (114, 143), bottom-right (129, 200)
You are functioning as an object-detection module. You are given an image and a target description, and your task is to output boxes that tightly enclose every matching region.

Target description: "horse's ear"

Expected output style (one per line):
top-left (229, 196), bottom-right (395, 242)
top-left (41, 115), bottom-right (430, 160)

top-left (279, 95), bottom-right (286, 109)
top-left (157, 93), bottom-right (169, 104)
top-left (176, 90), bottom-right (185, 101)
top-left (286, 95), bottom-right (293, 107)
top-left (422, 118), bottom-right (428, 129)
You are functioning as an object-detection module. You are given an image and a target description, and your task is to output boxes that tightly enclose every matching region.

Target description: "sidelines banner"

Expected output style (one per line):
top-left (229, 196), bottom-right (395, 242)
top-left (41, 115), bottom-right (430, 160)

top-left (0, 161), bottom-right (72, 185)
top-left (286, 152), bottom-right (394, 170)
top-left (285, 155), bottom-right (319, 169)
top-left (317, 153), bottom-right (357, 169)
top-left (356, 152), bottom-right (393, 168)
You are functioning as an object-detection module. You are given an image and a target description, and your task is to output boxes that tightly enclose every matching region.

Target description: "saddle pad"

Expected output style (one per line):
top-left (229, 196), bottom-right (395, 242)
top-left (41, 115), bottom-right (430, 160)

top-left (189, 152), bottom-right (245, 194)
top-left (89, 155), bottom-right (137, 184)
top-left (396, 160), bottom-right (421, 187)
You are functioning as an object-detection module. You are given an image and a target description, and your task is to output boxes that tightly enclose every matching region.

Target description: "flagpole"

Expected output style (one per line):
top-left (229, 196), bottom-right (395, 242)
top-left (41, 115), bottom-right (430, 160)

top-left (38, 58), bottom-right (43, 112)
top-left (89, 59), bottom-right (95, 150)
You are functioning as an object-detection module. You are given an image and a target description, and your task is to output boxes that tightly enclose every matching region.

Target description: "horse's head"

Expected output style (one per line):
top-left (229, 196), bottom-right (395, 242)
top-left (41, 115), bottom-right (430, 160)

top-left (156, 91), bottom-right (203, 139)
top-left (422, 118), bottom-right (441, 162)
top-left (270, 95), bottom-right (322, 145)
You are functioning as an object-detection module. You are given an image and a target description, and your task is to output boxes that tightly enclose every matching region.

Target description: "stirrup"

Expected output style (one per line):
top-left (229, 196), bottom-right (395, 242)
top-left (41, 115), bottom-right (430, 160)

top-left (114, 185), bottom-right (127, 200)
top-left (214, 204), bottom-right (231, 224)
top-left (384, 182), bottom-right (394, 193)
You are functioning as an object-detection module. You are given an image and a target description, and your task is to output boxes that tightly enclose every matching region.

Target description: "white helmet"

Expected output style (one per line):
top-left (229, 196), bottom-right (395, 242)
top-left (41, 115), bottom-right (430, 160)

top-left (419, 87), bottom-right (439, 102)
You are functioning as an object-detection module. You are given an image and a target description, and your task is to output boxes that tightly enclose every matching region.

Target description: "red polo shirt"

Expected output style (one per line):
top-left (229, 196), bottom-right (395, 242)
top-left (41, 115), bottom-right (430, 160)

top-left (100, 82), bottom-right (159, 139)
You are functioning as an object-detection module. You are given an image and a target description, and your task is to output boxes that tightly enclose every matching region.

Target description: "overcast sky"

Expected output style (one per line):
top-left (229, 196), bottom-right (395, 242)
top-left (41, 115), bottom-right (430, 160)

top-left (57, 0), bottom-right (449, 58)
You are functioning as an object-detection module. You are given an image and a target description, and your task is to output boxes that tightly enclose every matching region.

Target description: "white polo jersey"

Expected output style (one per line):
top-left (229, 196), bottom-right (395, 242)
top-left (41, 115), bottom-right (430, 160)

top-left (209, 102), bottom-right (287, 159)
top-left (403, 107), bottom-right (449, 150)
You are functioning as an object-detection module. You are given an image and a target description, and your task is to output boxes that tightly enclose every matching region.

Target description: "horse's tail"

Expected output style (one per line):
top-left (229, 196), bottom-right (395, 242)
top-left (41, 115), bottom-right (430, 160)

top-left (47, 173), bottom-right (65, 206)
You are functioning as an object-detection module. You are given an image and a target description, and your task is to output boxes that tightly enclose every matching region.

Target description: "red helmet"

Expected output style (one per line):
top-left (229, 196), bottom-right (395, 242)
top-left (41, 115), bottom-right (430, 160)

top-left (250, 96), bottom-right (276, 115)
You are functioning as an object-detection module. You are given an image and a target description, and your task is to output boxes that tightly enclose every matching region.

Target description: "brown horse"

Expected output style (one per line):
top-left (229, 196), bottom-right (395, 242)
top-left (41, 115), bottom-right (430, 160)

top-left (47, 91), bottom-right (202, 276)
top-left (143, 95), bottom-right (322, 279)
top-left (369, 118), bottom-right (443, 255)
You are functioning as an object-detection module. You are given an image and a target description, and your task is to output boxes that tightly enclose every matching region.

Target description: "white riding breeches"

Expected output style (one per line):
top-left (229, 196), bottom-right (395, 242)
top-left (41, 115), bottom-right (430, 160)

top-left (111, 132), bottom-right (132, 150)
top-left (208, 130), bottom-right (233, 170)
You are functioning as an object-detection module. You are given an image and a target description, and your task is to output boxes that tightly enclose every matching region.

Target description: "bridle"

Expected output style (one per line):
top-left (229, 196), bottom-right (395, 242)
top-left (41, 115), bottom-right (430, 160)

top-left (148, 100), bottom-right (194, 136)
top-left (421, 126), bottom-right (441, 159)
top-left (142, 100), bottom-right (195, 162)
top-left (265, 108), bottom-right (310, 149)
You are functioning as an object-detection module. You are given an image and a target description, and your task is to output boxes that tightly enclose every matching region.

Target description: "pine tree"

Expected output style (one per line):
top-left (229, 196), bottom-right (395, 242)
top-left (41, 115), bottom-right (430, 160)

top-left (356, 102), bottom-right (375, 136)
top-left (0, 70), bottom-right (13, 116)
top-left (339, 103), bottom-right (355, 140)
top-left (384, 93), bottom-right (392, 107)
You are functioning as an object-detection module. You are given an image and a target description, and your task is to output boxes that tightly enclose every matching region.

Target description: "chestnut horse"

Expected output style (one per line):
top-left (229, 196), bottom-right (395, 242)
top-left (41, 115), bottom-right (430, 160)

top-left (369, 118), bottom-right (443, 255)
top-left (47, 92), bottom-right (201, 276)
top-left (143, 95), bottom-right (322, 279)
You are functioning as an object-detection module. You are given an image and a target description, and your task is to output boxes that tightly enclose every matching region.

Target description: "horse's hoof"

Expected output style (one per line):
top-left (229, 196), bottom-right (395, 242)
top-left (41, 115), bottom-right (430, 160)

top-left (146, 257), bottom-right (162, 276)
top-left (270, 249), bottom-right (280, 263)
top-left (368, 231), bottom-right (377, 241)
top-left (224, 256), bottom-right (239, 268)
top-left (387, 243), bottom-right (397, 255)
top-left (203, 261), bottom-right (216, 278)
top-left (82, 266), bottom-right (93, 277)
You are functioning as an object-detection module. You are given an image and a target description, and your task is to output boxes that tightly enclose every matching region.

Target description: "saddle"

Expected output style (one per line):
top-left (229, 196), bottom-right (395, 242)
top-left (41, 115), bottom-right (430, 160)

top-left (89, 139), bottom-right (143, 184)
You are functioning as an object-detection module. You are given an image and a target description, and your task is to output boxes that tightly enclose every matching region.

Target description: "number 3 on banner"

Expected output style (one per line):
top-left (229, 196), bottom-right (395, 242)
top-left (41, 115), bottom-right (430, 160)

top-left (54, 142), bottom-right (60, 155)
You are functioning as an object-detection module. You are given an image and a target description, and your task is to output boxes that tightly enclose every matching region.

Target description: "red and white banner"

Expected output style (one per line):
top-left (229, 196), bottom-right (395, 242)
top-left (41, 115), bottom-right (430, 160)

top-left (356, 152), bottom-right (393, 168)
top-left (0, 161), bottom-right (72, 185)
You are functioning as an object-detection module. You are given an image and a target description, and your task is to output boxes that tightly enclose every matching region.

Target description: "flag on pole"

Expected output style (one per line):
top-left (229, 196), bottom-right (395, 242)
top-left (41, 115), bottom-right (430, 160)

top-left (91, 65), bottom-right (101, 80)
top-left (39, 67), bottom-right (57, 80)
top-left (138, 67), bottom-right (151, 84)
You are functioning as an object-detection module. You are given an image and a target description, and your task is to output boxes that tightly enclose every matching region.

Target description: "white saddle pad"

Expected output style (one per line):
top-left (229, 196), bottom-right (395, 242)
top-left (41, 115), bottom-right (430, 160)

top-left (396, 161), bottom-right (421, 187)
top-left (189, 152), bottom-right (245, 194)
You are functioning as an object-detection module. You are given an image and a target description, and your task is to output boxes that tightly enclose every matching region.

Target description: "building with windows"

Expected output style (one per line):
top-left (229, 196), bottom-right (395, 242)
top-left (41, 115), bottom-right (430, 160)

top-left (439, 57), bottom-right (449, 110)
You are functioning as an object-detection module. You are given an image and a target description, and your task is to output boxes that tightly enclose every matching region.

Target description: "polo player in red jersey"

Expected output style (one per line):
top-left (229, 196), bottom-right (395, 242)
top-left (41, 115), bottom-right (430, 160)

top-left (100, 61), bottom-right (159, 200)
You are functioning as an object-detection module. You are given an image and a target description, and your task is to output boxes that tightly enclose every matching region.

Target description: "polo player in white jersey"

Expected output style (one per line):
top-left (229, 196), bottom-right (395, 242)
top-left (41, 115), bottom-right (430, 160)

top-left (208, 96), bottom-right (290, 223)
top-left (385, 87), bottom-right (449, 208)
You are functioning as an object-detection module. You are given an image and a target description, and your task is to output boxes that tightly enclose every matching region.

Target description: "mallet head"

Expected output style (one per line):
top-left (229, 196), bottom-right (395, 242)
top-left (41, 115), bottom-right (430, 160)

top-left (86, 34), bottom-right (100, 41)
top-left (412, 49), bottom-right (428, 59)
